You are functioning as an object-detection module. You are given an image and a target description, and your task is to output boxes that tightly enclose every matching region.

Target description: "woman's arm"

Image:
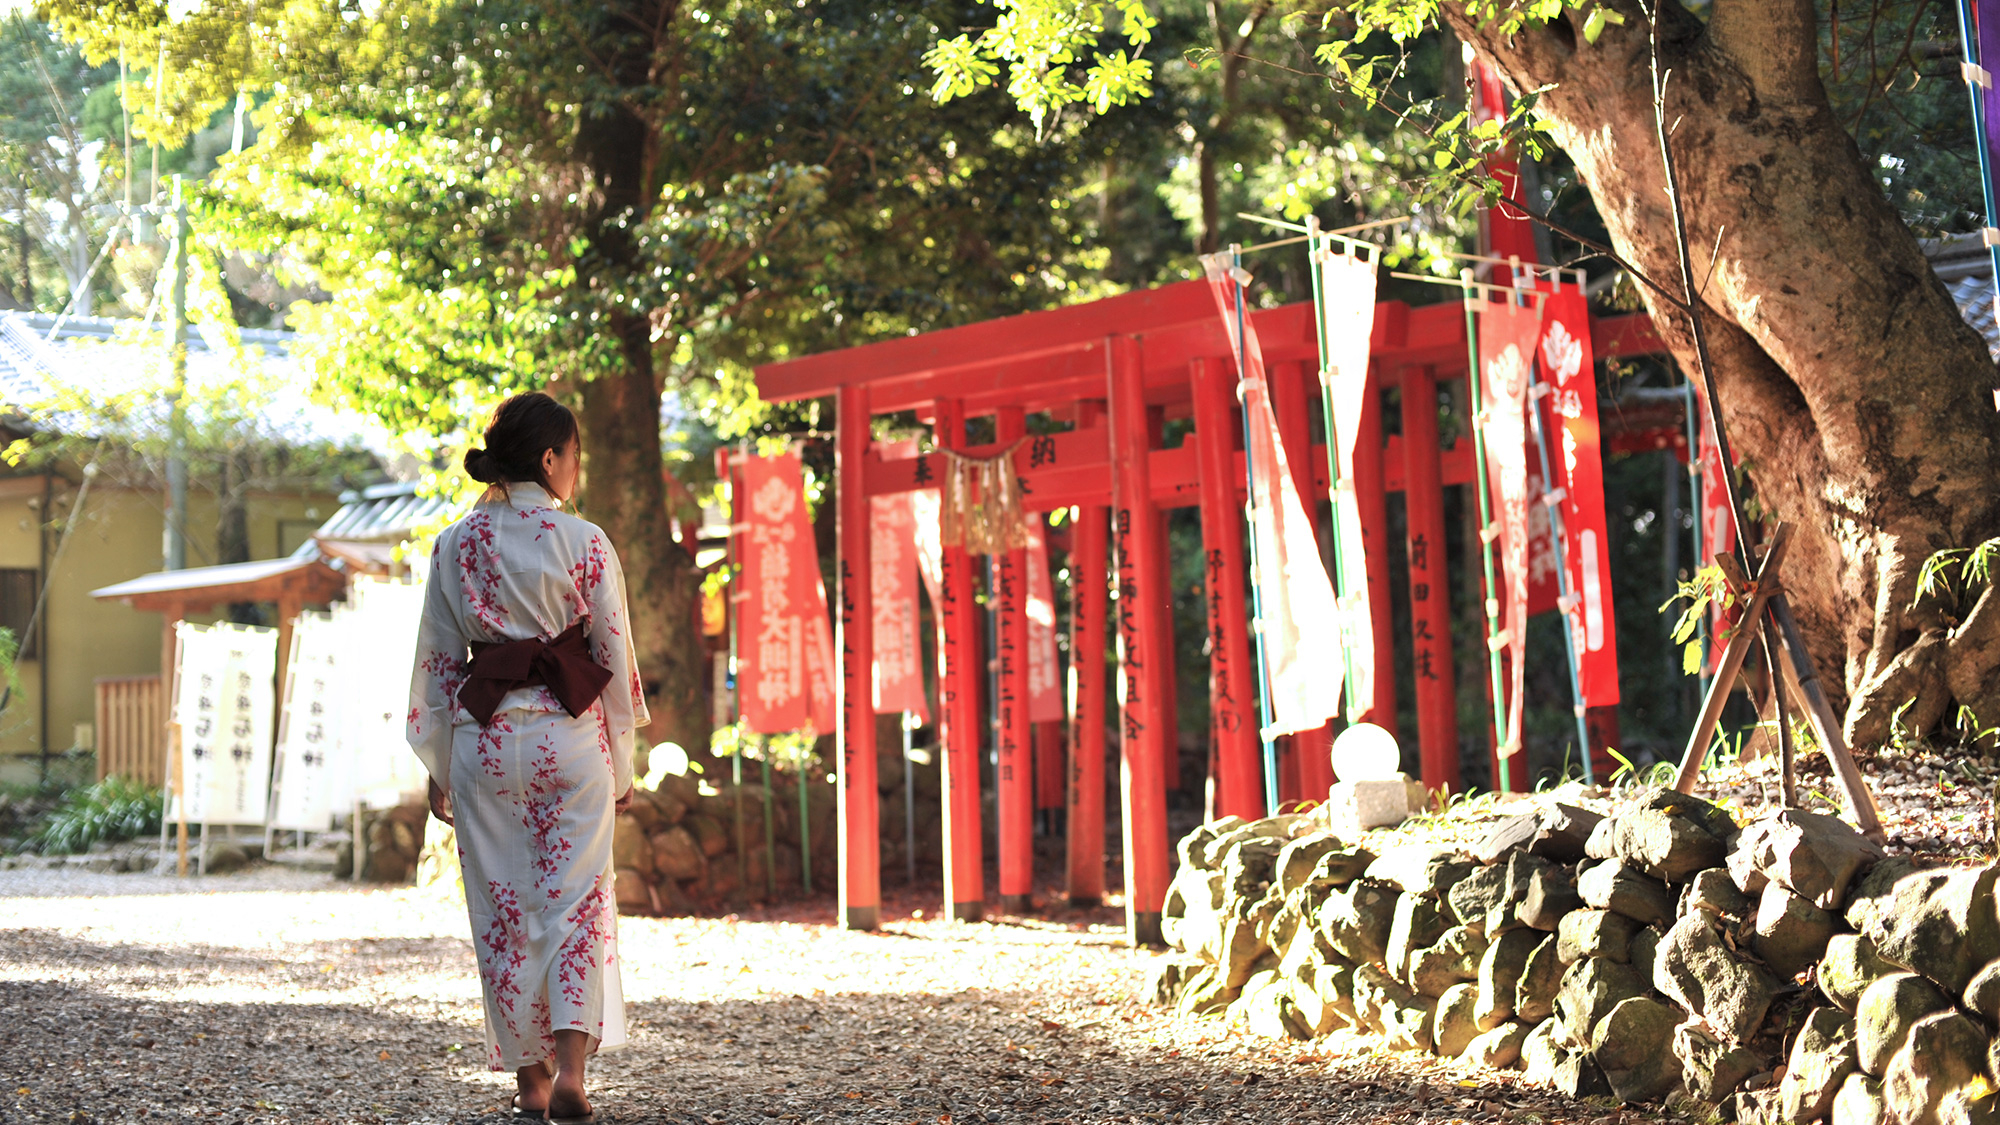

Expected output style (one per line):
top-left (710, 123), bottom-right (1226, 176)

top-left (586, 531), bottom-right (651, 797)
top-left (407, 532), bottom-right (468, 796)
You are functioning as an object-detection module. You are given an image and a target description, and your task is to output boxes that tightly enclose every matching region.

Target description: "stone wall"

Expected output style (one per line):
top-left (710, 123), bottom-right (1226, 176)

top-left (611, 770), bottom-right (842, 913)
top-left (1151, 789), bottom-right (2000, 1124)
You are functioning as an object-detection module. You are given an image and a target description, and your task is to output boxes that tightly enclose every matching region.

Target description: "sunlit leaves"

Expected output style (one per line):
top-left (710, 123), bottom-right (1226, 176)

top-left (922, 0), bottom-right (1153, 132)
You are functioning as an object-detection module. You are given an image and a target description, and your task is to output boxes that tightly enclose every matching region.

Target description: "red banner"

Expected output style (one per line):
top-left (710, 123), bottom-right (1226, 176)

top-left (870, 455), bottom-right (929, 720)
top-left (1024, 520), bottom-right (1064, 723)
top-left (1538, 288), bottom-right (1620, 708)
top-left (737, 451), bottom-right (836, 734)
top-left (1478, 301), bottom-right (1543, 758)
top-left (1207, 258), bottom-right (1345, 738)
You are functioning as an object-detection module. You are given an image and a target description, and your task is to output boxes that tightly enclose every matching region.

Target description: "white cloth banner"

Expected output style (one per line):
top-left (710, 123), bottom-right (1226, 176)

top-left (270, 611), bottom-right (343, 831)
top-left (342, 577), bottom-right (430, 807)
top-left (172, 622), bottom-right (278, 826)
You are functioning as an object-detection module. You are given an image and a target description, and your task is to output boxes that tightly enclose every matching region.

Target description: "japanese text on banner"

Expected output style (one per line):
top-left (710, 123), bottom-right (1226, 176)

top-left (738, 452), bottom-right (836, 734)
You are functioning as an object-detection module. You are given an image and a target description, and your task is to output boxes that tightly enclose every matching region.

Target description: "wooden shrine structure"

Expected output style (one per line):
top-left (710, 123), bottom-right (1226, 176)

top-left (752, 278), bottom-right (1665, 942)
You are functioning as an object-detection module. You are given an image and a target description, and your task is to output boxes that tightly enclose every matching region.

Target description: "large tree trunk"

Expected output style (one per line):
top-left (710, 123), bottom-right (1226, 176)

top-left (1447, 0), bottom-right (2000, 746)
top-left (572, 61), bottom-right (709, 762)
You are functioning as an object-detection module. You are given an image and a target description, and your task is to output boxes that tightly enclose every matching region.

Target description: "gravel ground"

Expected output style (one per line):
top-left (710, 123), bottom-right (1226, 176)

top-left (0, 866), bottom-right (1676, 1125)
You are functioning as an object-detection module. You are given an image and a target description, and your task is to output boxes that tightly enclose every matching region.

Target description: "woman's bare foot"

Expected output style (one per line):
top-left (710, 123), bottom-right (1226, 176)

top-left (514, 1060), bottom-right (553, 1116)
top-left (547, 1077), bottom-right (591, 1122)
top-left (547, 1029), bottom-right (593, 1121)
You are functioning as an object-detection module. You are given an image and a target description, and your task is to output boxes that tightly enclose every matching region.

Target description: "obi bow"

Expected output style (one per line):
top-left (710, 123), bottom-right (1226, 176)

top-left (457, 617), bottom-right (613, 726)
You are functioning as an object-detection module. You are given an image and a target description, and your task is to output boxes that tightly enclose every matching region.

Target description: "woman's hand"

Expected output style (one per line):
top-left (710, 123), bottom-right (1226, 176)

top-left (615, 787), bottom-right (633, 816)
top-left (428, 778), bottom-right (454, 826)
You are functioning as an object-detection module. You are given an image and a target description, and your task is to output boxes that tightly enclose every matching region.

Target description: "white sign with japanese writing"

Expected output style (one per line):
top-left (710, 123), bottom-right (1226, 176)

top-left (172, 621), bottom-right (278, 826)
top-left (270, 611), bottom-right (342, 831)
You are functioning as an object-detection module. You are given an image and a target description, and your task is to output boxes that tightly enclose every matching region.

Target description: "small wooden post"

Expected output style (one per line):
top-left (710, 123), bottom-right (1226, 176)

top-left (835, 384), bottom-right (880, 930)
top-left (1143, 406), bottom-right (1181, 794)
top-left (1189, 359), bottom-right (1262, 818)
top-left (1107, 335), bottom-right (1169, 946)
top-left (1401, 364), bottom-right (1461, 796)
top-left (995, 406), bottom-right (1034, 913)
top-left (934, 398), bottom-right (985, 921)
top-left (1065, 402), bottom-right (1111, 907)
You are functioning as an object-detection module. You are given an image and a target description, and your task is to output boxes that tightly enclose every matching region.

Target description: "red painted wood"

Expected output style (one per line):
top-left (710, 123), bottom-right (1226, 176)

top-left (1399, 365), bottom-right (1462, 797)
top-left (995, 406), bottom-right (1034, 910)
top-left (1066, 403), bottom-right (1110, 905)
top-left (835, 386), bottom-right (881, 928)
top-left (933, 398), bottom-right (985, 919)
top-left (757, 281), bottom-right (1217, 402)
top-left (1594, 313), bottom-right (1665, 359)
top-left (1034, 719), bottom-right (1065, 810)
top-left (1351, 370), bottom-right (1399, 734)
top-left (1587, 706), bottom-right (1622, 782)
top-left (1188, 357), bottom-right (1263, 821)
top-left (1107, 336), bottom-right (1170, 945)
top-left (1145, 406), bottom-right (1181, 795)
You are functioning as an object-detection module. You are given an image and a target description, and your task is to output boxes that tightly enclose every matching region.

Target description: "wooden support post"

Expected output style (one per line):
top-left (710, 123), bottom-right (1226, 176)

top-left (1675, 525), bottom-right (1793, 795)
top-left (1769, 594), bottom-right (1886, 841)
top-left (1189, 360), bottom-right (1262, 819)
top-left (1065, 409), bottom-right (1110, 905)
top-left (1144, 407), bottom-right (1181, 795)
top-left (836, 384), bottom-right (880, 930)
top-left (1400, 364), bottom-right (1461, 796)
top-left (995, 406), bottom-right (1034, 913)
top-left (1351, 375), bottom-right (1398, 732)
top-left (1106, 335), bottom-right (1169, 946)
top-left (934, 398), bottom-right (985, 922)
top-left (162, 607), bottom-right (185, 877)
top-left (1034, 721), bottom-right (1065, 811)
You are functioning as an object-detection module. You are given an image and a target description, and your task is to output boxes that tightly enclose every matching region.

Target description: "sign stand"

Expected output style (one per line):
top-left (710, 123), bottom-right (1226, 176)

top-left (1670, 524), bottom-right (1886, 841)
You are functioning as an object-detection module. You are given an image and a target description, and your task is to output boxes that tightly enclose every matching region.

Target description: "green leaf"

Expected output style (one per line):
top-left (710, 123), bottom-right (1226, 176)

top-left (1582, 8), bottom-right (1607, 44)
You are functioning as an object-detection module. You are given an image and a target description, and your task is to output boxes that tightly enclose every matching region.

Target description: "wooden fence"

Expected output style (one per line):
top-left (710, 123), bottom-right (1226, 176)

top-left (95, 676), bottom-right (165, 787)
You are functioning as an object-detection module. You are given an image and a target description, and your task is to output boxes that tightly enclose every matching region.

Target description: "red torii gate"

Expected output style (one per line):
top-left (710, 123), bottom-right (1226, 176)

top-left (752, 278), bottom-right (1663, 941)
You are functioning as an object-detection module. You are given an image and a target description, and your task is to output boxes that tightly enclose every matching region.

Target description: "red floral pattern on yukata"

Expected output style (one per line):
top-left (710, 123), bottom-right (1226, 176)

top-left (404, 482), bottom-right (645, 1071)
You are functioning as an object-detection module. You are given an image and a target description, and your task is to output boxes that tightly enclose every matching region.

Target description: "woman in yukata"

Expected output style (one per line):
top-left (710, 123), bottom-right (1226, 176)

top-left (406, 391), bottom-right (649, 1125)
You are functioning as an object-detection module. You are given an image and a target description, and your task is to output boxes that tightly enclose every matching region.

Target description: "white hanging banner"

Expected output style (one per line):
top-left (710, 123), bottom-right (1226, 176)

top-left (172, 621), bottom-right (278, 826)
top-left (270, 612), bottom-right (342, 831)
top-left (343, 577), bottom-right (430, 807)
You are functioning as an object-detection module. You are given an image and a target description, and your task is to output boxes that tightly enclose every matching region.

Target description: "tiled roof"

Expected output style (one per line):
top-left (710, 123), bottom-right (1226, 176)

top-left (1924, 233), bottom-right (2000, 360)
top-left (316, 481), bottom-right (459, 543)
top-left (0, 310), bottom-right (390, 452)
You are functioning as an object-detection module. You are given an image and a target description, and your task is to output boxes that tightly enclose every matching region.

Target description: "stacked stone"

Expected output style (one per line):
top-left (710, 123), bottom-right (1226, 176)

top-left (1154, 790), bottom-right (2000, 1123)
top-left (356, 801), bottom-right (430, 882)
top-left (610, 770), bottom-right (839, 914)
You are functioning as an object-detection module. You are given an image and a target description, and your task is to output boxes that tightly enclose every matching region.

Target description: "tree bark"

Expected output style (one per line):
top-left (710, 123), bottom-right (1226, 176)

top-left (1446, 0), bottom-right (2000, 744)
top-left (572, 46), bottom-right (709, 763)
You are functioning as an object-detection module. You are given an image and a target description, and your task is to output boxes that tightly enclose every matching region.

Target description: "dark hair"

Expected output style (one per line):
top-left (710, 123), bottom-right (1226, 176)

top-left (464, 391), bottom-right (580, 496)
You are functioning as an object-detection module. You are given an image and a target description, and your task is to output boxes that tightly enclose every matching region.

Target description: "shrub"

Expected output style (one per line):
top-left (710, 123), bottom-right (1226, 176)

top-left (28, 777), bottom-right (164, 855)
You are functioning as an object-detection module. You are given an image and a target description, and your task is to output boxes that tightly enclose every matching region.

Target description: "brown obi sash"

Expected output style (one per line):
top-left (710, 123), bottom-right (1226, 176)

top-left (457, 618), bottom-right (613, 726)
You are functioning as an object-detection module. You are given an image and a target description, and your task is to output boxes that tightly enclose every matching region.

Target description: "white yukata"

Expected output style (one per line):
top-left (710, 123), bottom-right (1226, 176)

top-left (406, 481), bottom-right (649, 1072)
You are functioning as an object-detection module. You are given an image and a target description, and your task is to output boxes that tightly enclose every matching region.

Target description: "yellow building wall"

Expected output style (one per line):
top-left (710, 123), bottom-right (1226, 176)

top-left (0, 473), bottom-right (345, 786)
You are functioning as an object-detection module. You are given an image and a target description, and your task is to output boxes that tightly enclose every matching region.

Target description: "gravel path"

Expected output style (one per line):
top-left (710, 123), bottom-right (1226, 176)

top-left (0, 867), bottom-right (1678, 1125)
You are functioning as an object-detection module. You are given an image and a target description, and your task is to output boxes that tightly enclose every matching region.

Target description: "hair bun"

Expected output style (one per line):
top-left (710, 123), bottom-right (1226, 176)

top-left (464, 447), bottom-right (502, 484)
